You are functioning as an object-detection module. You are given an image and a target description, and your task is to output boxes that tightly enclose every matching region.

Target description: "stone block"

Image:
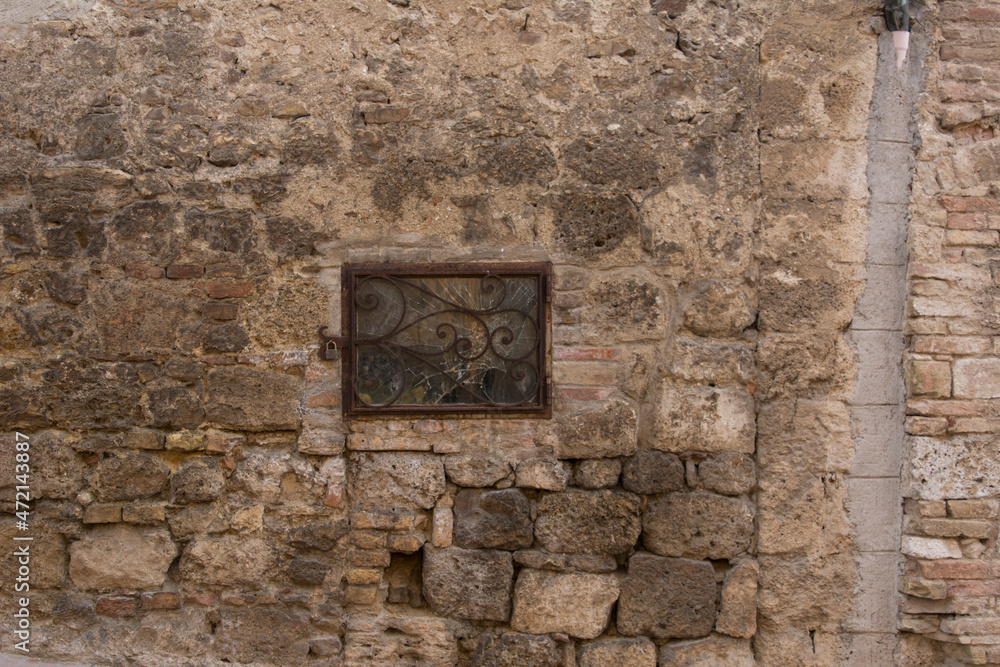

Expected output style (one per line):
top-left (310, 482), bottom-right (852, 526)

top-left (165, 431), bottom-right (205, 452)
top-left (899, 576), bottom-right (947, 600)
top-left (454, 488), bottom-right (532, 550)
top-left (535, 490), bottom-right (641, 556)
top-left (643, 492), bottom-right (754, 560)
top-left (179, 538), bottom-right (275, 588)
top-left (216, 608), bottom-right (310, 665)
top-left (122, 503), bottom-right (166, 525)
top-left (515, 458), bottom-right (570, 490)
top-left (658, 636), bottom-right (755, 667)
top-left (577, 638), bottom-right (656, 667)
top-left (510, 569), bottom-right (620, 639)
top-left (205, 367), bottom-right (300, 431)
top-left (652, 384), bottom-right (755, 453)
top-left (513, 549), bottom-right (617, 574)
top-left (472, 633), bottom-right (560, 667)
top-left (124, 429), bottom-right (164, 450)
top-left (83, 503), bottom-right (122, 524)
top-left (69, 525), bottom-right (177, 591)
top-left (905, 360), bottom-right (952, 399)
top-left (621, 450), bottom-right (685, 495)
top-left (444, 455), bottom-right (512, 487)
top-left (93, 452), bottom-right (170, 502)
top-left (716, 561), bottom-right (759, 638)
top-left (422, 546), bottom-right (513, 622)
top-left (574, 458), bottom-right (622, 489)
top-left (348, 452), bottom-right (446, 510)
top-left (953, 358), bottom-right (1000, 399)
top-left (697, 454), bottom-right (756, 496)
top-left (556, 398), bottom-right (637, 458)
top-left (617, 553), bottom-right (717, 639)
top-left (683, 281), bottom-right (756, 337)
top-left (171, 457), bottom-right (226, 504)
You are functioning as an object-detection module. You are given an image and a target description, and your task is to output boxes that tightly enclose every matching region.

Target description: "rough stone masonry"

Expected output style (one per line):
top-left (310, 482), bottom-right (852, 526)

top-left (0, 0), bottom-right (996, 665)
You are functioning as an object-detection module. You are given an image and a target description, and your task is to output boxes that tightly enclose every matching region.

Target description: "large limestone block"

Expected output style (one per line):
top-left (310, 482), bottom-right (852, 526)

top-left (617, 553), bottom-right (717, 639)
top-left (578, 637), bottom-right (656, 667)
top-left (205, 367), bottom-right (300, 431)
top-left (643, 492), bottom-right (754, 560)
top-left (454, 488), bottom-right (532, 550)
top-left (716, 561), bottom-right (759, 638)
top-left (179, 537), bottom-right (275, 588)
top-left (70, 525), bottom-right (177, 591)
top-left (472, 633), bottom-right (560, 667)
top-left (556, 398), bottom-right (637, 458)
top-left (535, 489), bottom-right (641, 556)
top-left (658, 635), bottom-right (755, 666)
top-left (651, 384), bottom-right (755, 453)
top-left (698, 454), bottom-right (756, 496)
top-left (510, 569), bottom-right (620, 639)
top-left (348, 452), bottom-right (446, 510)
top-left (422, 545), bottom-right (513, 622)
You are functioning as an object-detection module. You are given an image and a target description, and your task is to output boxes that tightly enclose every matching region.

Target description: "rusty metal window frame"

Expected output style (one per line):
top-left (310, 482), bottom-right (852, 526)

top-left (322, 262), bottom-right (552, 418)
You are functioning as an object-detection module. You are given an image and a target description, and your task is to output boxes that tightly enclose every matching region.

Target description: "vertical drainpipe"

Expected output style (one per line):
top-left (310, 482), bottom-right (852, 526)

top-left (885, 0), bottom-right (911, 69)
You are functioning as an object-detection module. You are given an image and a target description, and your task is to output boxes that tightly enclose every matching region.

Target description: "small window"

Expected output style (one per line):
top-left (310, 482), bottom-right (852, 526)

top-left (329, 263), bottom-right (552, 418)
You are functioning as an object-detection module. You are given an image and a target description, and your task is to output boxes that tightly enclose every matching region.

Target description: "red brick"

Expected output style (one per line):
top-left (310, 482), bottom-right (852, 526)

top-left (554, 347), bottom-right (621, 360)
top-left (920, 559), bottom-right (990, 580)
top-left (166, 263), bottom-right (204, 279)
top-left (947, 579), bottom-right (1000, 597)
top-left (205, 264), bottom-right (244, 278)
top-left (202, 302), bottom-right (239, 320)
top-left (140, 592), bottom-right (182, 610)
top-left (207, 281), bottom-right (253, 298)
top-left (200, 355), bottom-right (238, 365)
top-left (325, 483), bottom-right (344, 508)
top-left (948, 213), bottom-right (986, 230)
top-left (969, 7), bottom-right (1000, 21)
top-left (125, 264), bottom-right (165, 279)
top-left (185, 592), bottom-right (219, 606)
top-left (557, 387), bottom-right (615, 401)
top-left (906, 400), bottom-right (988, 417)
top-left (941, 196), bottom-right (1000, 213)
top-left (96, 596), bottom-right (137, 617)
top-left (307, 391), bottom-right (341, 408)
top-left (205, 433), bottom-right (244, 453)
top-left (912, 336), bottom-right (991, 355)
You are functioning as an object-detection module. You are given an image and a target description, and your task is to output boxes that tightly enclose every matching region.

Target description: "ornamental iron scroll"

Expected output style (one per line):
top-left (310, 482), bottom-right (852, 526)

top-left (326, 263), bottom-right (552, 418)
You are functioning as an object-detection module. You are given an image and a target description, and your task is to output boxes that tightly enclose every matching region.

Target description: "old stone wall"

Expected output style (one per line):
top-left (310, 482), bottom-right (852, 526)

top-left (899, 0), bottom-right (1000, 665)
top-left (0, 0), bottom-right (958, 665)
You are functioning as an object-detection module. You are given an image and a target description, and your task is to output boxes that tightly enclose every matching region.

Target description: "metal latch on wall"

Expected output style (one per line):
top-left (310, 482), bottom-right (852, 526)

top-left (318, 326), bottom-right (349, 361)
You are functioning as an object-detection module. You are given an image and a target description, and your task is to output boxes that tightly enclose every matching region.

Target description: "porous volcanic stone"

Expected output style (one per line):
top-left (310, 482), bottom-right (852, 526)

top-left (171, 457), bottom-right (226, 504)
top-left (348, 452), bottom-right (446, 510)
top-left (617, 553), bottom-right (717, 639)
top-left (698, 454), bottom-right (756, 496)
top-left (574, 458), bottom-right (622, 489)
top-left (216, 607), bottom-right (310, 664)
top-left (472, 633), bottom-right (560, 667)
top-left (535, 489), bottom-right (641, 555)
top-left (652, 384), bottom-right (755, 453)
top-left (621, 449), bottom-right (685, 494)
top-left (683, 280), bottom-right (756, 337)
top-left (556, 398), bottom-right (637, 458)
top-left (658, 635), bottom-right (755, 666)
top-left (643, 492), bottom-right (754, 560)
top-left (510, 569), bottom-right (620, 639)
top-left (93, 452), bottom-right (170, 502)
top-left (454, 488), bottom-right (532, 550)
top-left (445, 455), bottom-right (512, 487)
top-left (205, 367), bottom-right (300, 431)
top-left (69, 525), bottom-right (177, 591)
top-left (179, 537), bottom-right (275, 588)
top-left (717, 560), bottom-right (759, 638)
top-left (422, 545), bottom-right (513, 621)
top-left (578, 637), bottom-right (657, 667)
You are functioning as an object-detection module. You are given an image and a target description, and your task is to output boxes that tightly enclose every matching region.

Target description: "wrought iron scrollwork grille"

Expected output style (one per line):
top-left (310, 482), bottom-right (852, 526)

top-left (327, 263), bottom-right (552, 418)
